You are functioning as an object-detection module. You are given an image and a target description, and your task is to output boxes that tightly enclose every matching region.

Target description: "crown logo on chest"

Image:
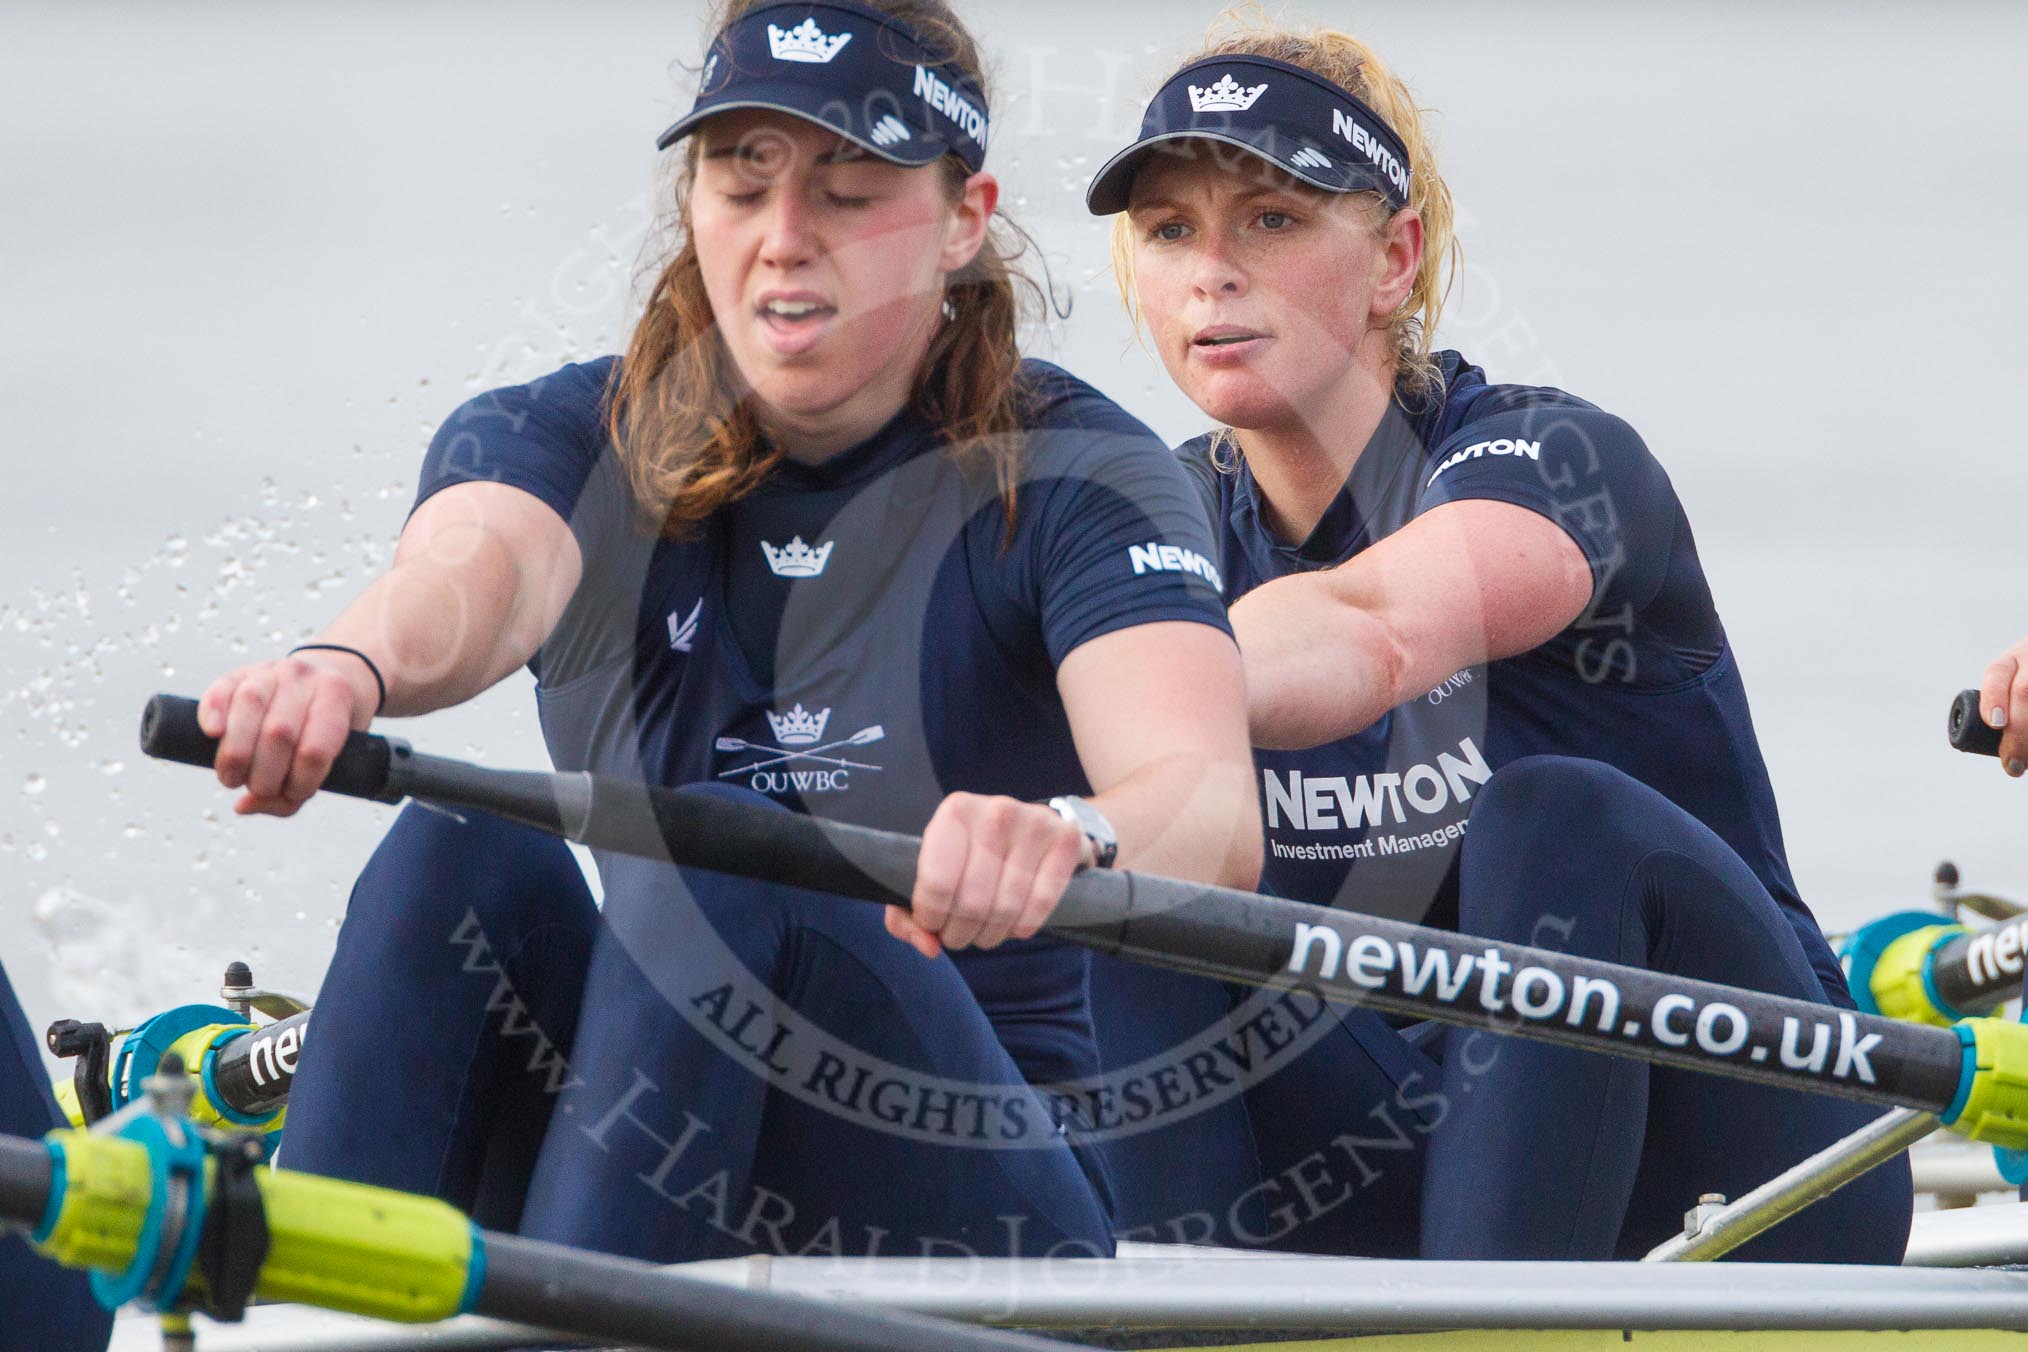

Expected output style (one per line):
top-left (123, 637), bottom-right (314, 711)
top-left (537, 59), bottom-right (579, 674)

top-left (761, 535), bottom-right (834, 578)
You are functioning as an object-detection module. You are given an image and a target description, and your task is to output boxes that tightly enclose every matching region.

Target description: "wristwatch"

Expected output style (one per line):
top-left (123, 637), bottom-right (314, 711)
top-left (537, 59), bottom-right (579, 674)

top-left (1046, 795), bottom-right (1118, 869)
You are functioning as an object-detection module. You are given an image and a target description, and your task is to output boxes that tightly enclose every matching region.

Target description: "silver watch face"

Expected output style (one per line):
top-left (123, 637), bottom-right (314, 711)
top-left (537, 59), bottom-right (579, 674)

top-left (1051, 795), bottom-right (1117, 866)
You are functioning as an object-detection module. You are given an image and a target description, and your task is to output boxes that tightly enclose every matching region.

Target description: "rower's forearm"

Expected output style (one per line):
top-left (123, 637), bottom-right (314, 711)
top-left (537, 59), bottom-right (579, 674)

top-left (1233, 575), bottom-right (1407, 751)
top-left (313, 530), bottom-right (544, 718)
top-left (1094, 754), bottom-right (1263, 891)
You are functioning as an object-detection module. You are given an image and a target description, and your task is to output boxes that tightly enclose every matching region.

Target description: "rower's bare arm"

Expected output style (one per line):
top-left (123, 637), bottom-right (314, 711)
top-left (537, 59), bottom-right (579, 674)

top-left (197, 481), bottom-right (582, 816)
top-left (888, 621), bottom-right (1258, 958)
top-left (1978, 637), bottom-right (2028, 775)
top-left (1232, 499), bottom-right (1592, 750)
top-left (1057, 620), bottom-right (1260, 889)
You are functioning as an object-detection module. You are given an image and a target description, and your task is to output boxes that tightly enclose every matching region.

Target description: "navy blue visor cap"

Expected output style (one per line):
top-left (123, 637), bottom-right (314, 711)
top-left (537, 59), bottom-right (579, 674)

top-left (1087, 55), bottom-right (1411, 215)
top-left (656, 0), bottom-right (989, 173)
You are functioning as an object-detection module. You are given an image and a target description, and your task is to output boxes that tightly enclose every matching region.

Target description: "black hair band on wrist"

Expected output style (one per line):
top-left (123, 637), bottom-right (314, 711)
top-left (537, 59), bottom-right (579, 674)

top-left (289, 643), bottom-right (388, 716)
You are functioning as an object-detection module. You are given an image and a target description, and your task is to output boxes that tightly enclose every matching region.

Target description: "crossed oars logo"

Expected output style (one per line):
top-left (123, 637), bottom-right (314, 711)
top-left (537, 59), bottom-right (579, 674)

top-left (714, 725), bottom-right (886, 776)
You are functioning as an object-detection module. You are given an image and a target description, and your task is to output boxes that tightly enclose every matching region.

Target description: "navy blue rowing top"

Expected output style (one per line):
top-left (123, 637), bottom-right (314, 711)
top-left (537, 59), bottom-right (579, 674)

top-left (1183, 351), bottom-right (1847, 1001)
top-left (413, 356), bottom-right (1232, 1087)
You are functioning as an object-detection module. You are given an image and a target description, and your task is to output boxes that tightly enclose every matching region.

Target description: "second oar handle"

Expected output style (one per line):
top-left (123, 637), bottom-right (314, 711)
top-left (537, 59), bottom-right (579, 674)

top-left (206, 1010), bottom-right (310, 1120)
top-left (139, 694), bottom-right (406, 803)
top-left (1950, 689), bottom-right (2004, 757)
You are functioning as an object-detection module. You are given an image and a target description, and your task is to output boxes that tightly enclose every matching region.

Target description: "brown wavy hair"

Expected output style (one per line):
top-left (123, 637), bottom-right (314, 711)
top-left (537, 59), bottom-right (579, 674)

top-left (609, 0), bottom-right (1040, 538)
top-left (1110, 6), bottom-right (1461, 403)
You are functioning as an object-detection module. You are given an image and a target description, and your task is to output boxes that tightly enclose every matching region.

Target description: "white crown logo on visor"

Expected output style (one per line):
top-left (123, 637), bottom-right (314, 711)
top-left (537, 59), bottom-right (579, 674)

top-left (768, 16), bottom-right (853, 63)
top-left (869, 114), bottom-right (911, 147)
top-left (1289, 146), bottom-right (1332, 170)
top-left (767, 703), bottom-right (831, 745)
top-left (1189, 73), bottom-right (1268, 113)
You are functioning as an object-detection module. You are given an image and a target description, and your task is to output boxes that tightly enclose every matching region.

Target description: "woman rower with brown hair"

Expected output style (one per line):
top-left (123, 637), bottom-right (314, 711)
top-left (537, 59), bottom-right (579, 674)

top-left (194, 0), bottom-right (1258, 1262)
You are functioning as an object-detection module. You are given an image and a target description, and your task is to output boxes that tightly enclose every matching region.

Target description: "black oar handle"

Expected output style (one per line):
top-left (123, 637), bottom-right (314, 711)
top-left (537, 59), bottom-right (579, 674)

top-left (139, 692), bottom-right (919, 908)
top-left (1929, 917), bottom-right (2028, 1016)
top-left (140, 694), bottom-right (403, 801)
top-left (206, 1010), bottom-right (308, 1118)
top-left (1950, 689), bottom-right (2004, 757)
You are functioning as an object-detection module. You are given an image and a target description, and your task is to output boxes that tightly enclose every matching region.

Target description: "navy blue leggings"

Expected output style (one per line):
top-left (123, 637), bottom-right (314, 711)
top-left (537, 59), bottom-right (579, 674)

top-left (1093, 756), bottom-right (1912, 1261)
top-left (285, 792), bottom-right (1112, 1263)
top-left (0, 960), bottom-right (112, 1352)
top-left (282, 802), bottom-right (599, 1231)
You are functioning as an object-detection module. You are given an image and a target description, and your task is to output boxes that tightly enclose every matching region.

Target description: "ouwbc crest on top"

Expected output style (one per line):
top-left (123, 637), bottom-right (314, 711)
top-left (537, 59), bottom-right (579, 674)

top-left (767, 703), bottom-right (831, 745)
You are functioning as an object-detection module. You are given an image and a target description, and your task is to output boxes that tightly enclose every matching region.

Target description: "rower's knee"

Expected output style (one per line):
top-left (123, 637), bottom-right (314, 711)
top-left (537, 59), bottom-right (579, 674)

top-left (347, 802), bottom-right (594, 950)
top-left (1459, 756), bottom-right (1657, 947)
top-left (1474, 755), bottom-right (1643, 840)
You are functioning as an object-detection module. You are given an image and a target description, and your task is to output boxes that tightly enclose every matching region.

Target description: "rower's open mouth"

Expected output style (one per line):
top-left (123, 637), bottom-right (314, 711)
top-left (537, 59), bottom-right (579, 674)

top-left (1191, 325), bottom-right (1270, 352)
top-left (761, 300), bottom-right (836, 321)
top-left (756, 293), bottom-right (840, 337)
top-left (753, 293), bottom-right (842, 353)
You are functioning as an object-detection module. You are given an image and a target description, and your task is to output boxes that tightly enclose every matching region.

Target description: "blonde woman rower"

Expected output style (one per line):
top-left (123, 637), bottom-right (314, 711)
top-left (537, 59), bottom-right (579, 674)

top-left (1078, 14), bottom-right (1909, 1262)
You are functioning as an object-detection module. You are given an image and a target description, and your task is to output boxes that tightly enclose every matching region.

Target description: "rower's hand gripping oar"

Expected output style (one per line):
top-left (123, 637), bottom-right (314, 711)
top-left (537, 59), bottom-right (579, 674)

top-left (141, 694), bottom-right (921, 903)
top-left (139, 693), bottom-right (2028, 1152)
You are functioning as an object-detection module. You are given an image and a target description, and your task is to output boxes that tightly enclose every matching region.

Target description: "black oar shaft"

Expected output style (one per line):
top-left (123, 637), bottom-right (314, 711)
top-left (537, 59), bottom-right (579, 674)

top-left (581, 774), bottom-right (920, 906)
top-left (137, 694), bottom-right (1973, 1119)
top-left (0, 1134), bottom-right (51, 1225)
top-left (476, 1233), bottom-right (1056, 1352)
top-left (1928, 916), bottom-right (2028, 1015)
top-left (608, 801), bottom-right (1969, 1112)
top-left (1111, 885), bottom-right (1965, 1109)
